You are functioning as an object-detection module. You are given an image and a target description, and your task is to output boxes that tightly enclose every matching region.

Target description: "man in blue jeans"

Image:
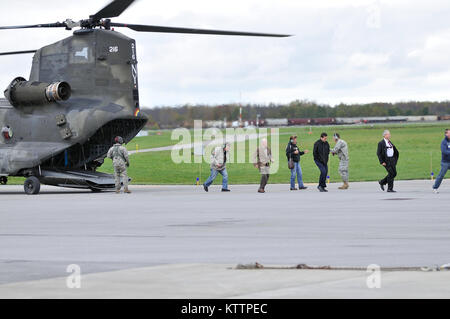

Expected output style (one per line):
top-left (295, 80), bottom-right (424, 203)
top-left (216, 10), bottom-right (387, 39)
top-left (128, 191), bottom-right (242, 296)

top-left (433, 128), bottom-right (450, 194)
top-left (286, 135), bottom-right (309, 190)
top-left (203, 143), bottom-right (231, 192)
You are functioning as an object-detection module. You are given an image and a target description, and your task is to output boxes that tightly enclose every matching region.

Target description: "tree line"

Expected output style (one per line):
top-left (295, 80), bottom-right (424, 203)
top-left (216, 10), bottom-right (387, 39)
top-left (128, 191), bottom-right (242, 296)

top-left (141, 100), bottom-right (450, 129)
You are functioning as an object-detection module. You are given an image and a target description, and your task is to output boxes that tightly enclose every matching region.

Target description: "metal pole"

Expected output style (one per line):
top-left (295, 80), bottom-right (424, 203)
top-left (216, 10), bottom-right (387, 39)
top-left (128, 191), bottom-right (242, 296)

top-left (431, 151), bottom-right (434, 180)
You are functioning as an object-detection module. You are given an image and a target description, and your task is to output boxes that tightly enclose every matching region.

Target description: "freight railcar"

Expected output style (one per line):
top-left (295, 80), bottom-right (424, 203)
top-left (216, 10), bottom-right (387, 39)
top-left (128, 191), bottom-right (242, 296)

top-left (288, 118), bottom-right (312, 125)
top-left (312, 117), bottom-right (336, 125)
top-left (265, 118), bottom-right (289, 126)
top-left (438, 115), bottom-right (450, 121)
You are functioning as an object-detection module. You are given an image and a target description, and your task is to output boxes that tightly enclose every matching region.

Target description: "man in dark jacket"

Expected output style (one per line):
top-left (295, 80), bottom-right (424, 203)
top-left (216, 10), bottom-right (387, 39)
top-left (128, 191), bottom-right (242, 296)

top-left (432, 128), bottom-right (450, 193)
top-left (313, 132), bottom-right (330, 192)
top-left (377, 130), bottom-right (399, 192)
top-left (286, 135), bottom-right (309, 190)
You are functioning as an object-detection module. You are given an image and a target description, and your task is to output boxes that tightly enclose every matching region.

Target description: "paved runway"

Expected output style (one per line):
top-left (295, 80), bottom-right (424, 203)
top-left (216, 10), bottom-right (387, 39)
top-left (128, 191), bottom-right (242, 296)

top-left (0, 180), bottom-right (449, 296)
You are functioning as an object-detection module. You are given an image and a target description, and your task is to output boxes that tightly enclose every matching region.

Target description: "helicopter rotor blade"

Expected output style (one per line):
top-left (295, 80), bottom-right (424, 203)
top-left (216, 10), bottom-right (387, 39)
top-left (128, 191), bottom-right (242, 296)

top-left (110, 23), bottom-right (291, 37)
top-left (0, 22), bottom-right (66, 30)
top-left (0, 50), bottom-right (37, 56)
top-left (91, 0), bottom-right (135, 20)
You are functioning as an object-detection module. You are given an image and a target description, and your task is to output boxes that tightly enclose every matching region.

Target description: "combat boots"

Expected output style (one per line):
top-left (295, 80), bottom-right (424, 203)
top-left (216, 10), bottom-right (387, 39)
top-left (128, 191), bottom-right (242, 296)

top-left (124, 188), bottom-right (132, 194)
top-left (338, 182), bottom-right (349, 190)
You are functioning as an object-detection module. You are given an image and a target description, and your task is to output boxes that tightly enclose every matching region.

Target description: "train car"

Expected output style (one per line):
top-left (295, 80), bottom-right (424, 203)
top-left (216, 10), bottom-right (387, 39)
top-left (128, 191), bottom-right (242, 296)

top-left (387, 116), bottom-right (408, 122)
top-left (312, 117), bottom-right (336, 125)
top-left (420, 115), bottom-right (438, 122)
top-left (288, 118), bottom-right (311, 126)
top-left (405, 116), bottom-right (424, 122)
top-left (248, 119), bottom-right (266, 127)
top-left (335, 117), bottom-right (361, 124)
top-left (361, 116), bottom-right (406, 123)
top-left (438, 115), bottom-right (450, 121)
top-left (205, 120), bottom-right (226, 128)
top-left (265, 118), bottom-right (288, 126)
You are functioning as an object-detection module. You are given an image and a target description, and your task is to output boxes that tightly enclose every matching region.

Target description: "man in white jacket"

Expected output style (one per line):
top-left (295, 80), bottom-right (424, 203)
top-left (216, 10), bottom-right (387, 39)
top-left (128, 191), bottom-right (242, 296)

top-left (203, 143), bottom-right (231, 192)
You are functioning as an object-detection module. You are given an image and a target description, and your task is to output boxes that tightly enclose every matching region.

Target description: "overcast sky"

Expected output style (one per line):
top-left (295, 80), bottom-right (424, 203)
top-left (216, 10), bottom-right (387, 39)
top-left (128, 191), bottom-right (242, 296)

top-left (1, 0), bottom-right (450, 107)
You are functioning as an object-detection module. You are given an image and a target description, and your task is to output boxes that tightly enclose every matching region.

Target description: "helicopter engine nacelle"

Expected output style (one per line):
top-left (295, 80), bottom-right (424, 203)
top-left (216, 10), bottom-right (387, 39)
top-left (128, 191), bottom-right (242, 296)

top-left (4, 77), bottom-right (71, 107)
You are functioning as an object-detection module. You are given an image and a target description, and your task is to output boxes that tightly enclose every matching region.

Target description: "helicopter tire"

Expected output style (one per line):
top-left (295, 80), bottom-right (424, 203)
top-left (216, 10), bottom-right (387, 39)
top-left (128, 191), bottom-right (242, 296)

top-left (24, 176), bottom-right (41, 195)
top-left (0, 176), bottom-right (7, 185)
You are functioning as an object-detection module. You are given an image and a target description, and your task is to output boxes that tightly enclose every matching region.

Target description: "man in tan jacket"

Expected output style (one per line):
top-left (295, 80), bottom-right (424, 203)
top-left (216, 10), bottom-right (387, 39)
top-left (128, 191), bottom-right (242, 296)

top-left (253, 138), bottom-right (273, 193)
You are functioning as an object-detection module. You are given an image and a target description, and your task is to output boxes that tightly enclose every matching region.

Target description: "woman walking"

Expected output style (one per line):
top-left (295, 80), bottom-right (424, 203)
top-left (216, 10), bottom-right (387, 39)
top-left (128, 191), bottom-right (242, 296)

top-left (286, 135), bottom-right (309, 190)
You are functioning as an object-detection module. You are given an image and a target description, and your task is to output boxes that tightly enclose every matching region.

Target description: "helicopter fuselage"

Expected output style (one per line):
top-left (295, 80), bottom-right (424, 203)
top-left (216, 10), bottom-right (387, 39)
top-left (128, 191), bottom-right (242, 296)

top-left (0, 29), bottom-right (147, 181)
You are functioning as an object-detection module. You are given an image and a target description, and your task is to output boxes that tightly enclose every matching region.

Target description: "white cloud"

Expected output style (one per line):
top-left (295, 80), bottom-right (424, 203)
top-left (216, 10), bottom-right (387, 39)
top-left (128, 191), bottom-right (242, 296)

top-left (348, 53), bottom-right (390, 68)
top-left (407, 29), bottom-right (450, 67)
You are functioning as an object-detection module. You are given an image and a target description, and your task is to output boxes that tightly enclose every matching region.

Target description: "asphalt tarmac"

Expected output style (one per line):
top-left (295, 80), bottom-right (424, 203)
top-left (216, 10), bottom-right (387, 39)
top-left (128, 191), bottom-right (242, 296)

top-left (0, 180), bottom-right (449, 297)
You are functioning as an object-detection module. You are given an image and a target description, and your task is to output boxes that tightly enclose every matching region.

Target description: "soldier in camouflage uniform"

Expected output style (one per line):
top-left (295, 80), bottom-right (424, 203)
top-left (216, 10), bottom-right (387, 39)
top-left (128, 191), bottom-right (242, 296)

top-left (107, 136), bottom-right (131, 194)
top-left (331, 133), bottom-right (349, 190)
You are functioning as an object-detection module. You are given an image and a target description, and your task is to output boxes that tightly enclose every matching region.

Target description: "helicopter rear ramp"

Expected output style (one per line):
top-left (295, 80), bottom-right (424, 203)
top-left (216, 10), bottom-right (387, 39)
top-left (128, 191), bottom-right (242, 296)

top-left (39, 169), bottom-right (119, 190)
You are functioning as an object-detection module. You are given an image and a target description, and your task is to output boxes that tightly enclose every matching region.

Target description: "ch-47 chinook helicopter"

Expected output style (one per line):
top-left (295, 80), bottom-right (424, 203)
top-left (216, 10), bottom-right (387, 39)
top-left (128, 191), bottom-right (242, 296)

top-left (0, 0), bottom-right (290, 194)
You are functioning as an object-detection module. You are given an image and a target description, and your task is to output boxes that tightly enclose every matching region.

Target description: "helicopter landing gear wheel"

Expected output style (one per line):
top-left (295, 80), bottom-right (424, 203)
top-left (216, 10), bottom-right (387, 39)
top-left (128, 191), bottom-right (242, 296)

top-left (0, 176), bottom-right (7, 185)
top-left (24, 176), bottom-right (41, 195)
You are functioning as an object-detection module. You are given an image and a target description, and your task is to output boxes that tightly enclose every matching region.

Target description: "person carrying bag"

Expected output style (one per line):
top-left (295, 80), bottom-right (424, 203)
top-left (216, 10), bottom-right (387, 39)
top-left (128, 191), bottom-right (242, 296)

top-left (286, 135), bottom-right (309, 190)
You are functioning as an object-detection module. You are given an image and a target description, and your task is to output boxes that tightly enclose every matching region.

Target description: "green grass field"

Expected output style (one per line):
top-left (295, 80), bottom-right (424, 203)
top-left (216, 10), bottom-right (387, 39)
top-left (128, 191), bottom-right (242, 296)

top-left (7, 123), bottom-right (448, 186)
top-left (126, 130), bottom-right (176, 151)
top-left (97, 123), bottom-right (449, 185)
